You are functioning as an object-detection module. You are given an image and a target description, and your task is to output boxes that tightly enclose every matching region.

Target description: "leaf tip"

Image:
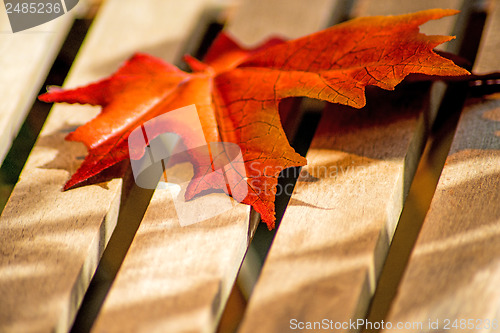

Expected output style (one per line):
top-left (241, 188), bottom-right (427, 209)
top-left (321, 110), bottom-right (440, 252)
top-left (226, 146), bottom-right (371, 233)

top-left (421, 8), bottom-right (461, 20)
top-left (263, 216), bottom-right (276, 230)
top-left (63, 178), bottom-right (80, 191)
top-left (258, 207), bottom-right (277, 230)
top-left (38, 86), bottom-right (63, 102)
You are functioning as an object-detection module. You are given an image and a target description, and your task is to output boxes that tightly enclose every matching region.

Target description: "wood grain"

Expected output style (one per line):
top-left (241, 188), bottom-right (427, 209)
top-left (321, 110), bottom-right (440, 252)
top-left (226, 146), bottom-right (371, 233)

top-left (0, 0), bottom-right (209, 332)
top-left (383, 2), bottom-right (500, 330)
top-left (0, 4), bottom-right (76, 165)
top-left (237, 2), bottom-right (463, 332)
top-left (89, 1), bottom-right (339, 332)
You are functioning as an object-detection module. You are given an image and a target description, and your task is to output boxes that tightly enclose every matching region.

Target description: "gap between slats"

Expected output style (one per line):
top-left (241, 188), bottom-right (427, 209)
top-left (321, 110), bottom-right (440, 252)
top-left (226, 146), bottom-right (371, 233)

top-left (88, 1), bottom-right (345, 332)
top-left (1, 0), bottom-right (491, 332)
top-left (0, 1), bottom-right (225, 332)
top-left (69, 4), bottom-right (232, 332)
top-left (232, 1), bottom-right (480, 332)
top-left (365, 1), bottom-right (490, 331)
top-left (79, 1), bottom-right (480, 330)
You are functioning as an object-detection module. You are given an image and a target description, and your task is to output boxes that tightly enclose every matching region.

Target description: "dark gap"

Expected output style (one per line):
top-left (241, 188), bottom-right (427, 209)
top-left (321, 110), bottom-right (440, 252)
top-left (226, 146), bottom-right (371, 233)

top-left (327, 0), bottom-right (357, 24)
top-left (242, 0), bottom-right (356, 271)
top-left (177, 9), bottom-right (226, 72)
top-left (0, 18), bottom-right (91, 215)
top-left (214, 97), bottom-right (323, 333)
top-left (216, 103), bottom-right (322, 333)
top-left (193, 22), bottom-right (224, 60)
top-left (469, 83), bottom-right (500, 97)
top-left (251, 106), bottom-right (323, 264)
top-left (469, 78), bottom-right (500, 97)
top-left (363, 2), bottom-right (488, 331)
top-left (216, 283), bottom-right (248, 333)
top-left (70, 175), bottom-right (155, 333)
top-left (70, 15), bottom-right (229, 333)
top-left (216, 4), bottom-right (357, 332)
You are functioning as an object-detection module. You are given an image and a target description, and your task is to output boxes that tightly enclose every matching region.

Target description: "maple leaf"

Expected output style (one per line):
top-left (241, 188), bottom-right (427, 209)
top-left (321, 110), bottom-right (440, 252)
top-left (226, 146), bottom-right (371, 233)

top-left (39, 9), bottom-right (469, 229)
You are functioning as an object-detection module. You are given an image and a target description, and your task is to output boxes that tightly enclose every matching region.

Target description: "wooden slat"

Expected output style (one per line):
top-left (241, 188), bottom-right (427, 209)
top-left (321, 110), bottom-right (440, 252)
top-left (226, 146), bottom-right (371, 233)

top-left (237, 1), bottom-right (464, 332)
top-left (89, 0), bottom-right (340, 332)
top-left (383, 3), bottom-right (500, 330)
top-left (0, 3), bottom-right (77, 165)
top-left (0, 0), bottom-right (212, 332)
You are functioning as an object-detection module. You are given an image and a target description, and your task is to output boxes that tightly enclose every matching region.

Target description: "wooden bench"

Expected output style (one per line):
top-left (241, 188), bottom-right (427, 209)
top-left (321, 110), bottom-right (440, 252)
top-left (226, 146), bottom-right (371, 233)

top-left (0, 0), bottom-right (498, 332)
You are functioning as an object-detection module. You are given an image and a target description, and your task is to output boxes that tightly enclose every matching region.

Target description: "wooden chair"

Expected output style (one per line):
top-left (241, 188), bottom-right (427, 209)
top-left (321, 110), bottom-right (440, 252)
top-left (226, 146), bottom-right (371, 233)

top-left (0, 0), bottom-right (498, 332)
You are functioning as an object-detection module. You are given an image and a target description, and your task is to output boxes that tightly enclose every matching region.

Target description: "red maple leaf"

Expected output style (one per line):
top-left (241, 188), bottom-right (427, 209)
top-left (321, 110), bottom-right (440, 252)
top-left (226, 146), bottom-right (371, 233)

top-left (40, 9), bottom-right (469, 229)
